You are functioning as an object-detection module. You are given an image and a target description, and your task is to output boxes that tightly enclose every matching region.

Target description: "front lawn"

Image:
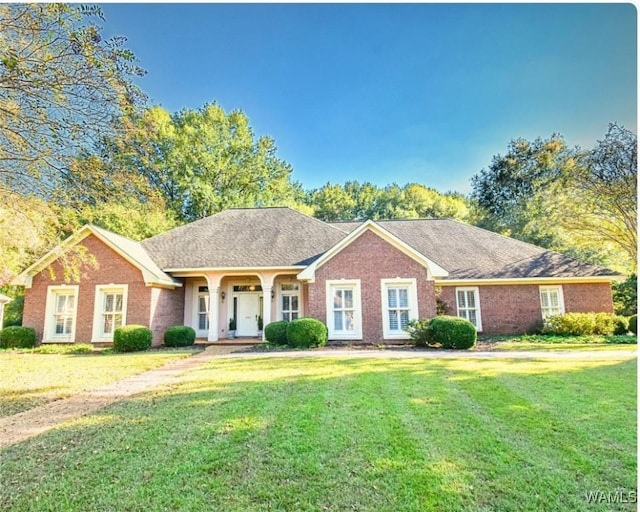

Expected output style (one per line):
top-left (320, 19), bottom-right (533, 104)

top-left (1, 354), bottom-right (636, 511)
top-left (0, 350), bottom-right (193, 417)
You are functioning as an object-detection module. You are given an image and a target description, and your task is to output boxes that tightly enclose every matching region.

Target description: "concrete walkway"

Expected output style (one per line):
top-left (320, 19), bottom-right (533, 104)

top-left (1, 346), bottom-right (635, 449)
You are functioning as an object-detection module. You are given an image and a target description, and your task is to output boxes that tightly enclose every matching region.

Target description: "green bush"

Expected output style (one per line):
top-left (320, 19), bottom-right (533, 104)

top-left (34, 343), bottom-right (94, 354)
top-left (613, 316), bottom-right (630, 335)
top-left (404, 319), bottom-right (432, 347)
top-left (425, 315), bottom-right (477, 349)
top-left (113, 325), bottom-right (152, 352)
top-left (265, 320), bottom-right (289, 345)
top-left (0, 326), bottom-right (36, 348)
top-left (164, 325), bottom-right (196, 347)
top-left (544, 312), bottom-right (630, 336)
top-left (286, 318), bottom-right (328, 348)
top-left (629, 314), bottom-right (637, 335)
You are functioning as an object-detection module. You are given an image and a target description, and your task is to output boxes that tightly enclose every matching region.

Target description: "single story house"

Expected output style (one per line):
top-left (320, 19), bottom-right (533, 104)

top-left (13, 207), bottom-right (618, 345)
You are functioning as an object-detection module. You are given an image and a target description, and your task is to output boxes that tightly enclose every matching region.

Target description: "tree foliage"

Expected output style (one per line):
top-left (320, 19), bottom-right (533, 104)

top-left (471, 125), bottom-right (637, 273)
top-left (69, 104), bottom-right (303, 223)
top-left (306, 181), bottom-right (470, 222)
top-left (0, 4), bottom-right (145, 200)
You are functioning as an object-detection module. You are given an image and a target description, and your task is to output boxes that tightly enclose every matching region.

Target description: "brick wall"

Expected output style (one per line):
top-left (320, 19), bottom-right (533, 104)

top-left (149, 286), bottom-right (185, 346)
top-left (307, 229), bottom-right (436, 343)
top-left (22, 234), bottom-right (182, 345)
top-left (438, 282), bottom-right (614, 335)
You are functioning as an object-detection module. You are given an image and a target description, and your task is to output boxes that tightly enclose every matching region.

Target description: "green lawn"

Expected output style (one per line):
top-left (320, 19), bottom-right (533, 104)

top-left (0, 350), bottom-right (193, 417)
top-left (1, 354), bottom-right (636, 511)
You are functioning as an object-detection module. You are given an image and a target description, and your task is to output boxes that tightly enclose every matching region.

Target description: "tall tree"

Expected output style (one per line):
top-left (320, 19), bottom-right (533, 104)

top-left (0, 4), bottom-right (145, 200)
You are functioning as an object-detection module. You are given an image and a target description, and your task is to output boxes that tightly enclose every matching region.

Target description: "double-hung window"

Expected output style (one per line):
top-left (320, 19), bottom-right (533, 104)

top-left (197, 286), bottom-right (209, 332)
top-left (326, 280), bottom-right (362, 339)
top-left (44, 286), bottom-right (79, 342)
top-left (93, 285), bottom-right (128, 341)
top-left (456, 287), bottom-right (482, 331)
top-left (539, 286), bottom-right (564, 318)
top-left (381, 279), bottom-right (419, 339)
top-left (281, 283), bottom-right (300, 321)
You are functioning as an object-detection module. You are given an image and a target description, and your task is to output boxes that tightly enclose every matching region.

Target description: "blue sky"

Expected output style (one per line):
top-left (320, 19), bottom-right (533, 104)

top-left (99, 3), bottom-right (637, 194)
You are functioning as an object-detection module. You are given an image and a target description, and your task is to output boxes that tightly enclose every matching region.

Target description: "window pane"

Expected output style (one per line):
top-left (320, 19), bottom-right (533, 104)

top-left (466, 291), bottom-right (476, 308)
top-left (292, 312), bottom-right (299, 320)
top-left (115, 294), bottom-right (123, 312)
top-left (198, 297), bottom-right (207, 314)
top-left (399, 310), bottom-right (409, 329)
top-left (398, 288), bottom-right (409, 308)
top-left (55, 319), bottom-right (64, 334)
top-left (56, 295), bottom-right (67, 313)
top-left (344, 290), bottom-right (353, 309)
top-left (344, 311), bottom-right (354, 330)
top-left (549, 292), bottom-right (559, 308)
top-left (389, 310), bottom-right (398, 330)
top-left (114, 314), bottom-right (123, 330)
top-left (334, 290), bottom-right (343, 309)
top-left (199, 314), bottom-right (208, 331)
top-left (388, 288), bottom-right (398, 308)
top-left (334, 311), bottom-right (343, 331)
top-left (457, 291), bottom-right (466, 308)
top-left (468, 310), bottom-right (477, 327)
top-left (105, 294), bottom-right (114, 313)
top-left (104, 315), bottom-right (114, 334)
top-left (281, 283), bottom-right (299, 291)
top-left (291, 296), bottom-right (299, 311)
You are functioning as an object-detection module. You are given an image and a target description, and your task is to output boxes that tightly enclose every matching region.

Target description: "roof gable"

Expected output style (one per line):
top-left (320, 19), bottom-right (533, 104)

top-left (297, 220), bottom-right (449, 281)
top-left (12, 225), bottom-right (180, 288)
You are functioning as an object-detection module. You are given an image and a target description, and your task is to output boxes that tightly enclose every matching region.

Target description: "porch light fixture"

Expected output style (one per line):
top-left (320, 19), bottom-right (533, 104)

top-left (271, 289), bottom-right (275, 300)
top-left (220, 291), bottom-right (226, 302)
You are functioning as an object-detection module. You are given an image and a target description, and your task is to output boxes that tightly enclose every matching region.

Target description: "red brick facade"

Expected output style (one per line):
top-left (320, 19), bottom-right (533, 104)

top-left (22, 235), bottom-right (183, 346)
top-left (438, 282), bottom-right (614, 335)
top-left (306, 230), bottom-right (436, 343)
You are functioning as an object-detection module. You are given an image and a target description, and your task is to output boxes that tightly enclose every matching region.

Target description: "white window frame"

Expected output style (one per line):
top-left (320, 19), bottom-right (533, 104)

top-left (455, 287), bottom-right (483, 331)
top-left (381, 278), bottom-right (419, 340)
top-left (280, 282), bottom-right (301, 322)
top-left (43, 285), bottom-right (79, 343)
top-left (539, 285), bottom-right (565, 319)
top-left (92, 285), bottom-right (128, 342)
top-left (326, 279), bottom-right (362, 340)
top-left (195, 285), bottom-right (210, 336)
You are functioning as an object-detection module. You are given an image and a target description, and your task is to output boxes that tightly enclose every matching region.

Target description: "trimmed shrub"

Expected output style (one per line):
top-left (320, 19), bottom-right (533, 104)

top-left (405, 319), bottom-right (432, 347)
top-left (544, 312), bottom-right (631, 336)
top-left (613, 316), bottom-right (630, 336)
top-left (113, 325), bottom-right (152, 352)
top-left (286, 318), bottom-right (328, 348)
top-left (629, 314), bottom-right (638, 335)
top-left (425, 315), bottom-right (477, 349)
top-left (265, 320), bottom-right (289, 346)
top-left (0, 326), bottom-right (36, 349)
top-left (164, 325), bottom-right (196, 347)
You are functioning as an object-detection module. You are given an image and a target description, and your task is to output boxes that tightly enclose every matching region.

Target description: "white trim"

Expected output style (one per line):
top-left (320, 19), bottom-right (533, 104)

top-left (326, 279), bottom-right (362, 340)
top-left (455, 286), bottom-right (483, 332)
top-left (165, 266), bottom-right (305, 276)
top-left (43, 285), bottom-right (79, 343)
top-left (298, 220), bottom-right (448, 282)
top-left (278, 281), bottom-right (302, 322)
top-left (381, 278), bottom-right (419, 340)
top-left (91, 285), bottom-right (128, 342)
top-left (436, 276), bottom-right (620, 286)
top-left (539, 285), bottom-right (565, 318)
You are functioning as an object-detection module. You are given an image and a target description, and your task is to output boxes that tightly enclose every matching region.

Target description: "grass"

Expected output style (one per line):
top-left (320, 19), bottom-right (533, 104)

top-left (0, 350), bottom-right (194, 417)
top-left (0, 354), bottom-right (636, 511)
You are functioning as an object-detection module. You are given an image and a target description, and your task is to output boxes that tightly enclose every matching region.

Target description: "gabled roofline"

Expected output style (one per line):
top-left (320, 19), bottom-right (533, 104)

top-left (297, 220), bottom-right (449, 282)
top-left (11, 225), bottom-right (181, 289)
top-left (436, 276), bottom-right (623, 286)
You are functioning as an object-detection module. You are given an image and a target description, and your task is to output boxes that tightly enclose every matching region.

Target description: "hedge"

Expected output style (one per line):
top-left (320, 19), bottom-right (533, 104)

top-left (543, 312), bottom-right (631, 336)
top-left (264, 320), bottom-right (289, 345)
top-left (0, 326), bottom-right (36, 349)
top-left (164, 325), bottom-right (196, 347)
top-left (425, 315), bottom-right (477, 349)
top-left (113, 325), bottom-right (152, 352)
top-left (286, 318), bottom-right (328, 348)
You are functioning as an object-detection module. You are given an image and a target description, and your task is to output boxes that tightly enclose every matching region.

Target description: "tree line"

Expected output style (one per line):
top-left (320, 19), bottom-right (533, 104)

top-left (1, 4), bottom-right (636, 306)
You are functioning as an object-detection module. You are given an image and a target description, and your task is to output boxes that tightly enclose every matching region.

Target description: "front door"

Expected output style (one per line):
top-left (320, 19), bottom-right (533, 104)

top-left (236, 293), bottom-right (262, 337)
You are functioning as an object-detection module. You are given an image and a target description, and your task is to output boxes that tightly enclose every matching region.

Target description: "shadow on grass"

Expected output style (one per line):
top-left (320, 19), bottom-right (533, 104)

top-left (0, 357), bottom-right (636, 512)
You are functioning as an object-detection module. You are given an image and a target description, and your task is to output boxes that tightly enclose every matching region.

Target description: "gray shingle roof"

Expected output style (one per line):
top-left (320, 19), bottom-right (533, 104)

top-left (142, 208), bottom-right (347, 269)
top-left (141, 208), bottom-right (617, 279)
top-left (370, 219), bottom-right (617, 279)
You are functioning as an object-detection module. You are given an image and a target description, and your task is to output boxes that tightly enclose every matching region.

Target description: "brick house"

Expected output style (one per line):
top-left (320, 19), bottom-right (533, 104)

top-left (13, 207), bottom-right (618, 346)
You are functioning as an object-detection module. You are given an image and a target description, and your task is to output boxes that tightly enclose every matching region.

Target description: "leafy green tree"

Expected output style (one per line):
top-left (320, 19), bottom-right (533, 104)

top-left (0, 4), bottom-right (145, 200)
top-left (612, 274), bottom-right (637, 317)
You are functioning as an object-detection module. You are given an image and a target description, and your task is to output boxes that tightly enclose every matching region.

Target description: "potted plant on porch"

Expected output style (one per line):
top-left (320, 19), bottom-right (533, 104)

top-left (257, 315), bottom-right (263, 338)
top-left (228, 318), bottom-right (236, 339)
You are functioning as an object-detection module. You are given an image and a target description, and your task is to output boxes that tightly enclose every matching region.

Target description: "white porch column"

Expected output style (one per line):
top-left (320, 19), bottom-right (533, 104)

top-left (258, 272), bottom-right (277, 341)
top-left (205, 273), bottom-right (223, 342)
